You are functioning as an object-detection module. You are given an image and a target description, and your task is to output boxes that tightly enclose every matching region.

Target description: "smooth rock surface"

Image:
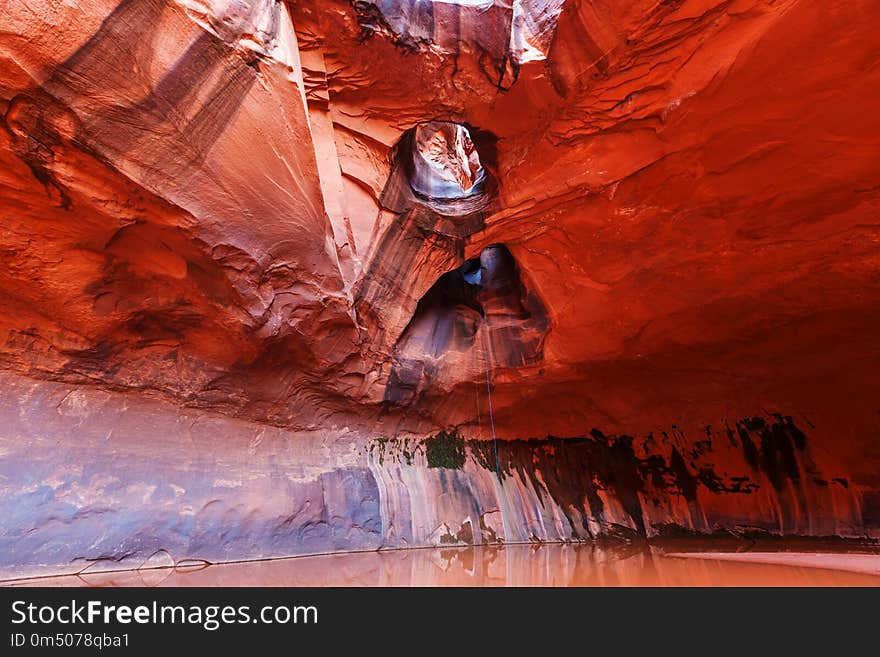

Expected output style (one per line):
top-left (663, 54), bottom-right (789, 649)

top-left (0, 372), bottom-right (874, 579)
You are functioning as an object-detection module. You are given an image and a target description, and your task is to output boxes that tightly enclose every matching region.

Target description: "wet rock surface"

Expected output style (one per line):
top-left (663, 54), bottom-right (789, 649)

top-left (0, 373), bottom-right (873, 579)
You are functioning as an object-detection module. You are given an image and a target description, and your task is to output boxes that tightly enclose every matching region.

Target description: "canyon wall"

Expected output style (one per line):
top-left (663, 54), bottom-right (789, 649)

top-left (1, 0), bottom-right (879, 576)
top-left (0, 372), bottom-right (872, 580)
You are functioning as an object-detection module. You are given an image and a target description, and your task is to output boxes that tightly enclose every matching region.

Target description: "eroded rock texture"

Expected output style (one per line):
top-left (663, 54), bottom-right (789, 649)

top-left (1, 0), bottom-right (879, 574)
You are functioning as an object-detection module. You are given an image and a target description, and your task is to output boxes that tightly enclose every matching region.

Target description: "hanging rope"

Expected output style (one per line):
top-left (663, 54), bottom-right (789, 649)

top-left (480, 314), bottom-right (512, 545)
top-left (481, 321), bottom-right (502, 480)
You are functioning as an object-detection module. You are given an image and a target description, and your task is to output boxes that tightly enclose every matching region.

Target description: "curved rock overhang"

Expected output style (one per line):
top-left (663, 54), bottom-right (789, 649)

top-left (1, 0), bottom-right (880, 573)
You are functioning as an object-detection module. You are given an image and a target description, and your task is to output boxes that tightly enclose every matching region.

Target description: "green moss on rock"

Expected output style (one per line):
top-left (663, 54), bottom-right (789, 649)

top-left (424, 429), bottom-right (466, 469)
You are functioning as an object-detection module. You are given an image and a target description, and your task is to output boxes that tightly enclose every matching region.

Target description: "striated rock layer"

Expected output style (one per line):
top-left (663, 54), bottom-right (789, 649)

top-left (1, 0), bottom-right (879, 574)
top-left (0, 372), bottom-right (868, 580)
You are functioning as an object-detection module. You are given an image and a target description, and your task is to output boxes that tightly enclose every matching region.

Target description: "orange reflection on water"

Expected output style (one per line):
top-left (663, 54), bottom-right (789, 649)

top-left (6, 543), bottom-right (880, 587)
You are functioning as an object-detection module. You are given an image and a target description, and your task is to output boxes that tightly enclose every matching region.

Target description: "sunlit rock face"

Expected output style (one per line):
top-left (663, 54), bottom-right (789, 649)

top-left (410, 121), bottom-right (484, 199)
top-left (1, 0), bottom-right (880, 575)
top-left (356, 0), bottom-right (566, 84)
top-left (0, 0), bottom-right (361, 429)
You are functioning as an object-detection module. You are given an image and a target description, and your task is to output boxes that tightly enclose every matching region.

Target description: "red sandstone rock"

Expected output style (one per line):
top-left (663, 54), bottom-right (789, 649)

top-left (1, 1), bottom-right (880, 572)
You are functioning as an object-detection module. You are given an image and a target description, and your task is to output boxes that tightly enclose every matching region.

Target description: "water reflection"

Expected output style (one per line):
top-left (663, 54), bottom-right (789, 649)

top-left (5, 543), bottom-right (880, 587)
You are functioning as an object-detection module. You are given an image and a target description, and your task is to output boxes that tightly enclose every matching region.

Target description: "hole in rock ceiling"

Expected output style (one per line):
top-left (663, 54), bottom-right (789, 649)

top-left (356, 1), bottom-right (566, 64)
top-left (383, 243), bottom-right (549, 407)
top-left (410, 121), bottom-right (485, 199)
top-left (380, 120), bottom-right (496, 219)
top-left (462, 259), bottom-right (482, 285)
